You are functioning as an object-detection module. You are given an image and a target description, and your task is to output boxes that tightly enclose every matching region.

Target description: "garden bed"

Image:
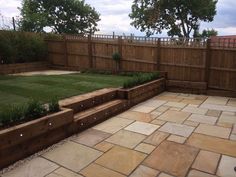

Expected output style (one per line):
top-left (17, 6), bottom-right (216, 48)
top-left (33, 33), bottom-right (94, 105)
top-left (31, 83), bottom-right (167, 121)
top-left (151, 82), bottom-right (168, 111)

top-left (0, 108), bottom-right (73, 168)
top-left (118, 78), bottom-right (166, 106)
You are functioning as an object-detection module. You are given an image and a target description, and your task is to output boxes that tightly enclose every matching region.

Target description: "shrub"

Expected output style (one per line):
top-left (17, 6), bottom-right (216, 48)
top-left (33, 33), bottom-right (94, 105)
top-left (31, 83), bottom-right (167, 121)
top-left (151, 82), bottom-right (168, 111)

top-left (48, 97), bottom-right (60, 113)
top-left (0, 30), bottom-right (47, 64)
top-left (123, 72), bottom-right (160, 89)
top-left (25, 99), bottom-right (47, 120)
top-left (112, 52), bottom-right (121, 62)
top-left (0, 104), bottom-right (25, 126)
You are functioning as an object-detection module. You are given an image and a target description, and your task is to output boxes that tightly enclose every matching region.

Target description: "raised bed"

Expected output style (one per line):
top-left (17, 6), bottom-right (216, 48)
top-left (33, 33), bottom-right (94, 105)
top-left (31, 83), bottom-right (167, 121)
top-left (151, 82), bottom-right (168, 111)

top-left (0, 61), bottom-right (49, 75)
top-left (118, 78), bottom-right (166, 106)
top-left (0, 108), bottom-right (73, 169)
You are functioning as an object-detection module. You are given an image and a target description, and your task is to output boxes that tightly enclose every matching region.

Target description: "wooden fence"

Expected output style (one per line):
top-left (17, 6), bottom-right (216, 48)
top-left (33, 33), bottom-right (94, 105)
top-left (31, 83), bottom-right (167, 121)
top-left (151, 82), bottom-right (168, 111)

top-left (46, 34), bottom-right (236, 96)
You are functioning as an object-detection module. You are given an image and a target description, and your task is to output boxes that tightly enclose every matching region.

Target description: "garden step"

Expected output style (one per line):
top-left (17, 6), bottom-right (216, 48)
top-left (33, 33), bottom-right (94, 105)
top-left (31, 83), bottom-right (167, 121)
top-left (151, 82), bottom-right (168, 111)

top-left (59, 88), bottom-right (118, 113)
top-left (73, 99), bottom-right (128, 129)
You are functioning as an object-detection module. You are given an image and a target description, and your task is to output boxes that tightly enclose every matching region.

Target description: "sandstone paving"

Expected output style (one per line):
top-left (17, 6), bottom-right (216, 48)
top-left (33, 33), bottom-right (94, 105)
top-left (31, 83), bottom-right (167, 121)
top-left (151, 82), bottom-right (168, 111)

top-left (182, 106), bottom-right (208, 115)
top-left (194, 124), bottom-right (231, 139)
top-left (206, 109), bottom-right (221, 117)
top-left (118, 111), bottom-right (154, 122)
top-left (187, 114), bottom-right (217, 125)
top-left (131, 105), bottom-right (156, 113)
top-left (105, 130), bottom-right (146, 148)
top-left (124, 121), bottom-right (159, 135)
top-left (94, 141), bottom-right (114, 152)
top-left (93, 117), bottom-right (134, 134)
top-left (134, 143), bottom-right (156, 154)
top-left (157, 110), bottom-right (191, 124)
top-left (187, 170), bottom-right (218, 177)
top-left (2, 92), bottom-right (236, 177)
top-left (159, 122), bottom-right (195, 137)
top-left (192, 150), bottom-right (220, 174)
top-left (80, 163), bottom-right (125, 177)
top-left (46, 168), bottom-right (83, 177)
top-left (217, 155), bottom-right (236, 177)
top-left (143, 141), bottom-right (199, 177)
top-left (42, 141), bottom-right (102, 172)
top-left (167, 135), bottom-right (186, 144)
top-left (143, 131), bottom-right (169, 146)
top-left (129, 165), bottom-right (160, 177)
top-left (72, 129), bottom-right (111, 147)
top-left (95, 146), bottom-right (147, 175)
top-left (2, 157), bottom-right (59, 177)
top-left (187, 133), bottom-right (236, 157)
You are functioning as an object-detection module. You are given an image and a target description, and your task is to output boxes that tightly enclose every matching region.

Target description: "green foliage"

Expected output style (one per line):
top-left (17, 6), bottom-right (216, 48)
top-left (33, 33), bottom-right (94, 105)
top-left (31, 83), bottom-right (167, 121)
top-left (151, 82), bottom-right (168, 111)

top-left (112, 52), bottom-right (121, 62)
top-left (48, 97), bottom-right (60, 113)
top-left (0, 104), bottom-right (26, 126)
top-left (0, 98), bottom-right (61, 127)
top-left (129, 0), bottom-right (218, 37)
top-left (0, 31), bottom-right (47, 64)
top-left (25, 99), bottom-right (47, 120)
top-left (19, 0), bottom-right (100, 34)
top-left (201, 29), bottom-right (218, 38)
top-left (123, 72), bottom-right (160, 89)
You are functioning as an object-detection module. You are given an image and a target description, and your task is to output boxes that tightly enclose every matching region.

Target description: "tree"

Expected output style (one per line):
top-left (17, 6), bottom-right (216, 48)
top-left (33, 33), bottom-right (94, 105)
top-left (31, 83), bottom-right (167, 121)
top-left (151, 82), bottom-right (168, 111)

top-left (201, 29), bottom-right (218, 38)
top-left (129, 0), bottom-right (218, 38)
top-left (18, 0), bottom-right (100, 34)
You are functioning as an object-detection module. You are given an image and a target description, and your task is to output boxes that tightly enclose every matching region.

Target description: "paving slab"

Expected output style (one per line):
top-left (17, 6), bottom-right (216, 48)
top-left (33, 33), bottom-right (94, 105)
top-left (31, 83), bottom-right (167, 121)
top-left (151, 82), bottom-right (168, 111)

top-left (200, 103), bottom-right (236, 112)
top-left (2, 157), bottom-right (58, 177)
top-left (42, 141), bottom-right (102, 172)
top-left (124, 121), bottom-right (160, 135)
top-left (105, 130), bottom-right (146, 149)
top-left (182, 106), bottom-right (208, 115)
top-left (155, 96), bottom-right (183, 102)
top-left (131, 105), bottom-right (156, 113)
top-left (93, 117), bottom-right (134, 134)
top-left (192, 150), bottom-right (220, 174)
top-left (143, 141), bottom-right (198, 177)
top-left (187, 114), bottom-right (217, 125)
top-left (204, 96), bottom-right (229, 105)
top-left (194, 124), bottom-right (231, 139)
top-left (134, 143), bottom-right (156, 154)
top-left (206, 110), bottom-right (221, 117)
top-left (96, 146), bottom-right (147, 175)
top-left (141, 100), bottom-right (167, 108)
top-left (118, 111), bottom-right (154, 123)
top-left (187, 170), bottom-right (217, 177)
top-left (183, 120), bottom-right (199, 127)
top-left (46, 168), bottom-right (83, 177)
top-left (158, 173), bottom-right (175, 177)
top-left (94, 141), bottom-right (114, 152)
top-left (164, 101), bottom-right (187, 109)
top-left (143, 131), bottom-right (169, 146)
top-left (80, 163), bottom-right (125, 177)
top-left (151, 119), bottom-right (166, 125)
top-left (217, 155), bottom-right (236, 177)
top-left (159, 122), bottom-right (195, 137)
top-left (157, 110), bottom-right (191, 124)
top-left (167, 135), bottom-right (186, 144)
top-left (155, 106), bottom-right (170, 113)
top-left (187, 133), bottom-right (236, 157)
top-left (129, 165), bottom-right (159, 177)
top-left (72, 129), bottom-right (111, 147)
top-left (218, 114), bottom-right (236, 127)
top-left (180, 99), bottom-right (204, 105)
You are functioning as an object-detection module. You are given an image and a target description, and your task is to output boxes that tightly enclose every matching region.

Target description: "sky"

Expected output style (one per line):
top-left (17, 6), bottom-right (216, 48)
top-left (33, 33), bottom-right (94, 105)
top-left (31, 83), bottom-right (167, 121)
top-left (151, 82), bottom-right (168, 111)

top-left (0, 0), bottom-right (236, 36)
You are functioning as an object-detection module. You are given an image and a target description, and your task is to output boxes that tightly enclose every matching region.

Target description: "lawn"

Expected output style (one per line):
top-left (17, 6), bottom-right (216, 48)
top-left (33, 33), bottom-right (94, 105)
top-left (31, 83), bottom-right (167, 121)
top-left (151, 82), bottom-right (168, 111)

top-left (0, 73), bottom-right (131, 112)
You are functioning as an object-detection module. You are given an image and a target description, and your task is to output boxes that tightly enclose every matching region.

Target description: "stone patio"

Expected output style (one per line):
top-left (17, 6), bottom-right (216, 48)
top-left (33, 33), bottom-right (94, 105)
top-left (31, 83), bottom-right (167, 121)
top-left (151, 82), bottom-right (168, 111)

top-left (1, 92), bottom-right (236, 177)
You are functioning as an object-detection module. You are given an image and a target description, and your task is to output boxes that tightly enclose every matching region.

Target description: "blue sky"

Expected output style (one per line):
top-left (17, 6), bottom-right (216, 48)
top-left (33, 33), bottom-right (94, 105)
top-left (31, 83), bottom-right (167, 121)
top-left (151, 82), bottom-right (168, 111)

top-left (0, 0), bottom-right (235, 36)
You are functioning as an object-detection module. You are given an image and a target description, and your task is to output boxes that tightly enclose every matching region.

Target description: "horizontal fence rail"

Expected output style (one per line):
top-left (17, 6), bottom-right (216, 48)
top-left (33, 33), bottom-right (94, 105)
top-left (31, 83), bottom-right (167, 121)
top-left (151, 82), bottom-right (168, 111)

top-left (46, 34), bottom-right (236, 95)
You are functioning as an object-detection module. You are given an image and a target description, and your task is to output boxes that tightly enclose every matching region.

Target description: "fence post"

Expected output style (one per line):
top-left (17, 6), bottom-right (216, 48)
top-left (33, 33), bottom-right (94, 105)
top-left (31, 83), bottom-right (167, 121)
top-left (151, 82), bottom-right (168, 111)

top-left (88, 34), bottom-right (93, 68)
top-left (118, 36), bottom-right (123, 71)
top-left (156, 38), bottom-right (161, 71)
top-left (63, 35), bottom-right (69, 67)
top-left (12, 17), bottom-right (16, 31)
top-left (205, 38), bottom-right (211, 90)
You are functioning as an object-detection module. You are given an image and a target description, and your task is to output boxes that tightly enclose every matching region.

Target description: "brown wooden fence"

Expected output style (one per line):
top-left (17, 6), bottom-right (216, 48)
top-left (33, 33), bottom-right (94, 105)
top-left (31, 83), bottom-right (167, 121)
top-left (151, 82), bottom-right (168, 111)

top-left (46, 34), bottom-right (236, 96)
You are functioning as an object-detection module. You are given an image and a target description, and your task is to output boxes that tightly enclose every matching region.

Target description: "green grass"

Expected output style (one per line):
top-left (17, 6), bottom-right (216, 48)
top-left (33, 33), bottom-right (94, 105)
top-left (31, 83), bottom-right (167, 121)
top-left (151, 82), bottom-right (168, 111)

top-left (0, 73), bottom-right (131, 113)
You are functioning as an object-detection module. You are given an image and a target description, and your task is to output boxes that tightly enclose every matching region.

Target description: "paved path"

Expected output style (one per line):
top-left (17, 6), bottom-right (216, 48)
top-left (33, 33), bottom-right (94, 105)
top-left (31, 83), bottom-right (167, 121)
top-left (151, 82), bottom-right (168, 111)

top-left (2, 92), bottom-right (236, 177)
top-left (11, 70), bottom-right (80, 76)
